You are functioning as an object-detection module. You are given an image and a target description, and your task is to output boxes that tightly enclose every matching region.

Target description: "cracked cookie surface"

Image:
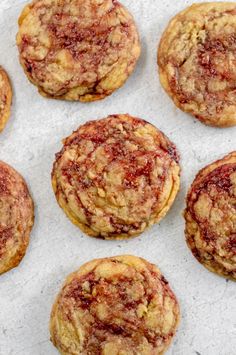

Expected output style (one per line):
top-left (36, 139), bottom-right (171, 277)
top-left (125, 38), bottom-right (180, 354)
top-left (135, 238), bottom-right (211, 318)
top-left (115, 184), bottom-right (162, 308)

top-left (0, 161), bottom-right (34, 275)
top-left (17, 0), bottom-right (141, 102)
top-left (50, 255), bottom-right (180, 355)
top-left (0, 67), bottom-right (12, 132)
top-left (52, 114), bottom-right (180, 239)
top-left (158, 2), bottom-right (236, 127)
top-left (185, 152), bottom-right (236, 280)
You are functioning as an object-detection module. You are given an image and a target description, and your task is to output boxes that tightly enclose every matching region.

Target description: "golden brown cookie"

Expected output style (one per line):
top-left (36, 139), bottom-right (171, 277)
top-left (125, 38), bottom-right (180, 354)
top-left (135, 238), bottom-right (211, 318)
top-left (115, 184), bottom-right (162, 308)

top-left (52, 114), bottom-right (180, 239)
top-left (158, 2), bottom-right (236, 127)
top-left (50, 255), bottom-right (180, 355)
top-left (16, 0), bottom-right (141, 102)
top-left (0, 67), bottom-right (12, 132)
top-left (0, 161), bottom-right (34, 275)
top-left (184, 152), bottom-right (236, 281)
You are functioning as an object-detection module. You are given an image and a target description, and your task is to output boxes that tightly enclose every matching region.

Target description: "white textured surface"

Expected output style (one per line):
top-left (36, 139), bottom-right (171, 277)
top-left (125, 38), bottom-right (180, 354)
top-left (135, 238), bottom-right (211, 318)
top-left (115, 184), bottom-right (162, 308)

top-left (0, 1), bottom-right (235, 354)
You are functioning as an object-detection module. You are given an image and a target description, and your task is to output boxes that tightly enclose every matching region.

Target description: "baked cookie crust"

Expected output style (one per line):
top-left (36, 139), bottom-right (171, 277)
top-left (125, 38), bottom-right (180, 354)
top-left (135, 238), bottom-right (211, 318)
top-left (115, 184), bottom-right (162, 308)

top-left (0, 161), bottom-right (34, 275)
top-left (50, 255), bottom-right (180, 355)
top-left (185, 152), bottom-right (236, 281)
top-left (158, 2), bottom-right (236, 127)
top-left (52, 114), bottom-right (180, 239)
top-left (0, 67), bottom-right (12, 132)
top-left (17, 0), bottom-right (141, 102)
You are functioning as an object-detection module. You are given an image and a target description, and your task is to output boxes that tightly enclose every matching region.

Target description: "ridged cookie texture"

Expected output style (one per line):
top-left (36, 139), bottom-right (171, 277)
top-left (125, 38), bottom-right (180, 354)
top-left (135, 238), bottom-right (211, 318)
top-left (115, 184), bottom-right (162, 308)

top-left (158, 2), bottom-right (236, 127)
top-left (17, 0), bottom-right (141, 102)
top-left (0, 67), bottom-right (12, 132)
top-left (52, 114), bottom-right (180, 239)
top-left (185, 152), bottom-right (236, 281)
top-left (50, 255), bottom-right (180, 355)
top-left (0, 161), bottom-right (34, 275)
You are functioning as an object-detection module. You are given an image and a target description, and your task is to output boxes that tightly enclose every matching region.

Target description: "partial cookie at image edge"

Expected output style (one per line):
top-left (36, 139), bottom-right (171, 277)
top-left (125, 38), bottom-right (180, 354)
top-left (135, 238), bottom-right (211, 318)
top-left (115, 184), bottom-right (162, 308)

top-left (158, 2), bottom-right (236, 127)
top-left (50, 255), bottom-right (180, 355)
top-left (0, 161), bottom-right (34, 275)
top-left (184, 151), bottom-right (236, 281)
top-left (16, 0), bottom-right (141, 102)
top-left (0, 66), bottom-right (12, 132)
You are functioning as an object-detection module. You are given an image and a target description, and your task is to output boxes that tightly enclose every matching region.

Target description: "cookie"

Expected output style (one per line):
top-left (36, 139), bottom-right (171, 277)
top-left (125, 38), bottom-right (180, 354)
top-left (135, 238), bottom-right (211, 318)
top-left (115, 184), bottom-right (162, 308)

top-left (52, 114), bottom-right (180, 239)
top-left (17, 0), bottom-right (141, 102)
top-left (158, 2), bottom-right (236, 127)
top-left (0, 161), bottom-right (34, 275)
top-left (0, 67), bottom-right (12, 132)
top-left (184, 152), bottom-right (236, 281)
top-left (50, 255), bottom-right (180, 354)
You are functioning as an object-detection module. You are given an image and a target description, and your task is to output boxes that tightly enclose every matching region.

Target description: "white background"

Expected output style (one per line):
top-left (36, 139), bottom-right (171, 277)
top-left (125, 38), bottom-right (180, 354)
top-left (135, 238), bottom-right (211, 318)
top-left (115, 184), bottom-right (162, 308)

top-left (0, 1), bottom-right (235, 354)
